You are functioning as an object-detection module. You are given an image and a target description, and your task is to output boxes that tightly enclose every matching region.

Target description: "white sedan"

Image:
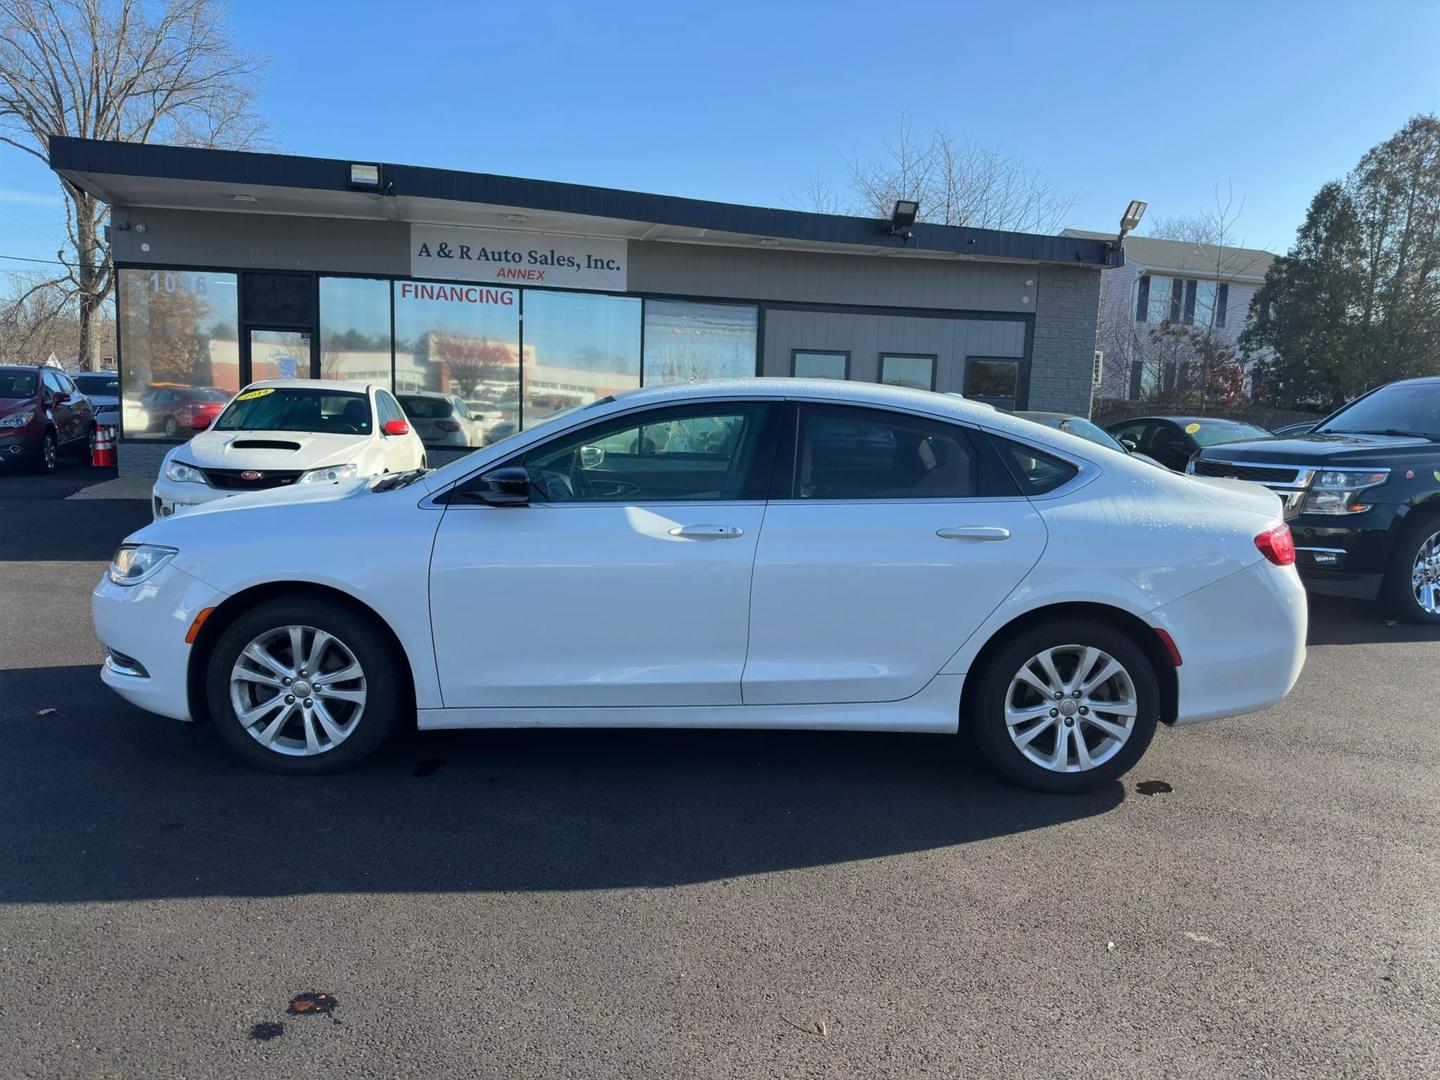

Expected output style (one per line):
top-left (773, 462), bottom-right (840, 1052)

top-left (95, 379), bottom-right (1306, 792)
top-left (151, 380), bottom-right (426, 518)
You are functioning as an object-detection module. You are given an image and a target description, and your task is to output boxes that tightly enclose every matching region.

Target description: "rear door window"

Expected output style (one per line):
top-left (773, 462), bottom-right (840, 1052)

top-left (792, 405), bottom-right (978, 500)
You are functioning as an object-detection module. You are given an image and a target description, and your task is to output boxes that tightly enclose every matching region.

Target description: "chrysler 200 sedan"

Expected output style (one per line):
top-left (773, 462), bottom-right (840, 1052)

top-left (93, 380), bottom-right (1307, 793)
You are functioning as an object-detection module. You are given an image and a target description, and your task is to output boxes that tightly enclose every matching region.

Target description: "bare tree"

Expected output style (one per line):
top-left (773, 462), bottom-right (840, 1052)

top-left (837, 114), bottom-right (1078, 233)
top-left (0, 269), bottom-right (114, 363)
top-left (0, 0), bottom-right (266, 370)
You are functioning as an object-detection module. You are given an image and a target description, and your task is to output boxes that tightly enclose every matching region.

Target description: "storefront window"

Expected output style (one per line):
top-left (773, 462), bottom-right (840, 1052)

top-left (393, 280), bottom-right (520, 446)
top-left (522, 290), bottom-right (641, 428)
top-left (642, 300), bottom-right (758, 385)
top-left (793, 351), bottom-right (848, 380)
top-left (117, 268), bottom-right (240, 439)
top-left (320, 278), bottom-right (392, 386)
top-left (880, 353), bottom-right (936, 391)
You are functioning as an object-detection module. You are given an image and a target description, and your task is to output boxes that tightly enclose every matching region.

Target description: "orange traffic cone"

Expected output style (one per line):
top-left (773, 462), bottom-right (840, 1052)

top-left (92, 424), bottom-right (116, 468)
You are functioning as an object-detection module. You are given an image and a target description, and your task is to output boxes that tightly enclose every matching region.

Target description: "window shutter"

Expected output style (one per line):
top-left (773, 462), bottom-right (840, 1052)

top-left (1169, 279), bottom-right (1183, 323)
top-left (1136, 276), bottom-right (1150, 321)
top-left (1216, 283), bottom-right (1229, 328)
top-left (1183, 280), bottom-right (1197, 325)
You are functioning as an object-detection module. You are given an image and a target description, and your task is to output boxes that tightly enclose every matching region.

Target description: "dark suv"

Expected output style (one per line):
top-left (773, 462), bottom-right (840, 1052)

top-left (0, 365), bottom-right (96, 473)
top-left (1190, 376), bottom-right (1440, 622)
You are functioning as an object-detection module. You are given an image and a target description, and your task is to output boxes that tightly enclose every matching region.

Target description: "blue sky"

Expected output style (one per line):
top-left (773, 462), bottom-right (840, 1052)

top-left (3, 0), bottom-right (1439, 284)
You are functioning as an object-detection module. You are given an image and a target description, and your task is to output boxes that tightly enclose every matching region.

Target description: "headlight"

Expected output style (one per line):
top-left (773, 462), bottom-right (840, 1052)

top-left (163, 459), bottom-right (205, 484)
top-left (107, 544), bottom-right (178, 586)
top-left (0, 410), bottom-right (34, 428)
top-left (298, 463), bottom-right (359, 484)
top-left (1303, 469), bottom-right (1389, 514)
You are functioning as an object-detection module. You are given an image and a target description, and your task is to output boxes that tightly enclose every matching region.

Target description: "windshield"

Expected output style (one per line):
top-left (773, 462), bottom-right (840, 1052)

top-left (1057, 417), bottom-right (1127, 452)
top-left (1316, 382), bottom-right (1440, 438)
top-left (215, 388), bottom-right (373, 434)
top-left (0, 372), bottom-right (37, 398)
top-left (75, 374), bottom-right (119, 396)
top-left (1187, 421), bottom-right (1272, 447)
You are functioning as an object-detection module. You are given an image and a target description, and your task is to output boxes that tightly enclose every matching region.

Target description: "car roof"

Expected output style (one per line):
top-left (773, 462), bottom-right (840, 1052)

top-left (244, 379), bottom-right (373, 393)
top-left (1016, 410), bottom-right (1078, 422)
top-left (0, 364), bottom-right (43, 372)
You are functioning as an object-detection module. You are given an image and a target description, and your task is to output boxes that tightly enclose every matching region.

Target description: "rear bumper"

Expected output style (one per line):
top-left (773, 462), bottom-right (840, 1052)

top-left (1148, 559), bottom-right (1307, 725)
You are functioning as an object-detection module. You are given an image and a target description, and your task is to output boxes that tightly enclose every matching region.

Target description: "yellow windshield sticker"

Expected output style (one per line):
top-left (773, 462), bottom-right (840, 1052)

top-left (235, 388), bottom-right (274, 401)
top-left (1184, 422), bottom-right (1202, 434)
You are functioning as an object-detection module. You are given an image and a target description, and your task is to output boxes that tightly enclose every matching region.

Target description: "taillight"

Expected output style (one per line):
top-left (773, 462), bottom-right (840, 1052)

top-left (1254, 523), bottom-right (1295, 566)
top-left (436, 419), bottom-right (461, 432)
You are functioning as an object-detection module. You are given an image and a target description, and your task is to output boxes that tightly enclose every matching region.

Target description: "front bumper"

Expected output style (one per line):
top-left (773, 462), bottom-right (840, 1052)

top-left (1289, 505), bottom-right (1402, 600)
top-left (1148, 558), bottom-right (1307, 725)
top-left (93, 563), bottom-right (228, 722)
top-left (151, 475), bottom-right (251, 519)
top-left (0, 430), bottom-right (40, 462)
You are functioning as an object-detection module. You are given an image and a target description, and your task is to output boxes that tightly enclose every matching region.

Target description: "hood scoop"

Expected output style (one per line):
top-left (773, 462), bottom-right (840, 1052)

top-left (229, 439), bottom-right (302, 451)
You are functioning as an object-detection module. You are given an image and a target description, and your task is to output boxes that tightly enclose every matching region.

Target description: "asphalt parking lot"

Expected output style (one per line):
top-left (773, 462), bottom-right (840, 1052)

top-left (1, 465), bottom-right (1437, 1079)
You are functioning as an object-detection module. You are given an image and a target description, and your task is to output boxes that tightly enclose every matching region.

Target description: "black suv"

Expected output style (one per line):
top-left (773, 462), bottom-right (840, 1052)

top-left (1190, 376), bottom-right (1440, 623)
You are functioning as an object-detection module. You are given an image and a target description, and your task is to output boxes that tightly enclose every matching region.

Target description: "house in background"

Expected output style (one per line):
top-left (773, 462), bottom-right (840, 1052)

top-left (1062, 229), bottom-right (1274, 402)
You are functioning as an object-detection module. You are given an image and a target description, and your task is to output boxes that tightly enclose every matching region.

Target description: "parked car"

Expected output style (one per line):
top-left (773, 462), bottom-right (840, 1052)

top-left (150, 380), bottom-right (426, 519)
top-left (73, 372), bottom-right (121, 430)
top-left (1015, 411), bottom-right (1165, 468)
top-left (395, 391), bottom-right (483, 447)
top-left (0, 364), bottom-right (95, 472)
top-left (1270, 420), bottom-right (1319, 437)
top-left (1190, 376), bottom-right (1440, 622)
top-left (135, 385), bottom-right (232, 438)
top-left (96, 379), bottom-right (1306, 792)
top-left (1105, 416), bottom-right (1273, 472)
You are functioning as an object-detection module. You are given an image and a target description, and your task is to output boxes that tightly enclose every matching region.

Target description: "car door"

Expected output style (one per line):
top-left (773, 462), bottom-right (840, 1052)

top-left (42, 370), bottom-right (76, 445)
top-left (428, 398), bottom-right (780, 708)
top-left (742, 402), bottom-right (1049, 705)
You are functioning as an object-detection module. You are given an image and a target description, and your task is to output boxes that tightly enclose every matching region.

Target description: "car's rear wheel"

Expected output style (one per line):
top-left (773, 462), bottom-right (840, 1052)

top-left (163, 415), bottom-right (179, 438)
top-left (205, 599), bottom-right (400, 774)
top-left (1383, 515), bottom-right (1440, 625)
top-left (969, 618), bottom-right (1159, 793)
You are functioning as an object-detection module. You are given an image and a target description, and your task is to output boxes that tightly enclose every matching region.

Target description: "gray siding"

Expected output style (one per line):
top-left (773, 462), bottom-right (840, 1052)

top-left (630, 242), bottom-right (1034, 312)
top-left (761, 310), bottom-right (1025, 390)
top-left (1029, 264), bottom-right (1100, 415)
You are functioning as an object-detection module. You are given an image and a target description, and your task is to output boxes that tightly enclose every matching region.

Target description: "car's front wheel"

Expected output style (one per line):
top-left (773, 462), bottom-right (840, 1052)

top-left (969, 618), bottom-right (1160, 793)
top-left (205, 598), bottom-right (400, 774)
top-left (1384, 515), bottom-right (1440, 625)
top-left (33, 429), bottom-right (58, 473)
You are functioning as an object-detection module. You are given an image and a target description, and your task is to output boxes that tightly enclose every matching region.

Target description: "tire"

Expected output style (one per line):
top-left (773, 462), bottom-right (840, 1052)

top-left (72, 423), bottom-right (95, 460)
top-left (205, 598), bottom-right (402, 774)
top-left (1382, 514), bottom-right (1440, 625)
top-left (163, 416), bottom-right (179, 438)
top-left (968, 617), bottom-right (1160, 794)
top-left (32, 430), bottom-right (58, 474)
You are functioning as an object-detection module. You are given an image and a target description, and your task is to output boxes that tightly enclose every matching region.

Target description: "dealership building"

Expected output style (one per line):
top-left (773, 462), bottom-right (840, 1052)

top-left (48, 137), bottom-right (1118, 476)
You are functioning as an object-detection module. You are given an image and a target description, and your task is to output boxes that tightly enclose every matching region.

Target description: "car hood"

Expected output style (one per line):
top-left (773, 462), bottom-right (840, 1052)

top-left (1195, 431), bottom-right (1434, 466)
top-left (174, 429), bottom-right (370, 471)
top-left (178, 474), bottom-right (375, 518)
top-left (0, 397), bottom-right (37, 418)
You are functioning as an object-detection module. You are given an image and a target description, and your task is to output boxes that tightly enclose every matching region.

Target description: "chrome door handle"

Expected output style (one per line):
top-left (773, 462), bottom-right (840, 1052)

top-left (669, 524), bottom-right (745, 540)
top-left (936, 526), bottom-right (1011, 541)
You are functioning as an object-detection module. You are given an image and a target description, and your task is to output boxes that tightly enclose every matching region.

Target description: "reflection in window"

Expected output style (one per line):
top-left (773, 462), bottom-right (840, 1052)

top-left (522, 403), bottom-right (771, 503)
top-left (793, 351), bottom-right (848, 380)
top-left (393, 281), bottom-right (519, 446)
top-left (117, 268), bottom-right (240, 439)
top-left (964, 358), bottom-right (1020, 408)
top-left (522, 290), bottom-right (641, 429)
top-left (642, 300), bottom-right (758, 385)
top-left (1193, 280), bottom-right (1218, 328)
top-left (320, 278), bottom-right (392, 387)
top-left (879, 354), bottom-right (936, 391)
top-left (1146, 275), bottom-right (1175, 324)
top-left (796, 406), bottom-right (975, 499)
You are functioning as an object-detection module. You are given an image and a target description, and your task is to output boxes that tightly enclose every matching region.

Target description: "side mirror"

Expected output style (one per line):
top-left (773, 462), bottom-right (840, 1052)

top-left (1120, 437), bottom-right (1138, 452)
top-left (471, 466), bottom-right (530, 507)
top-left (52, 391), bottom-right (71, 406)
top-left (383, 419), bottom-right (410, 436)
top-left (579, 445), bottom-right (605, 469)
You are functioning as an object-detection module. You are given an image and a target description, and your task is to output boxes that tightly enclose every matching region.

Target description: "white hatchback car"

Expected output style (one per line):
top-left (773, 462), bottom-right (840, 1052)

top-left (151, 380), bottom-right (425, 518)
top-left (97, 379), bottom-right (1307, 792)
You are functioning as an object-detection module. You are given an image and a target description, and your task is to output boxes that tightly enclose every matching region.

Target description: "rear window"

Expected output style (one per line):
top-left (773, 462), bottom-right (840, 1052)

top-left (994, 436), bottom-right (1079, 495)
top-left (215, 388), bottom-right (372, 434)
top-left (75, 374), bottom-right (120, 396)
top-left (0, 372), bottom-right (37, 398)
top-left (397, 395), bottom-right (455, 420)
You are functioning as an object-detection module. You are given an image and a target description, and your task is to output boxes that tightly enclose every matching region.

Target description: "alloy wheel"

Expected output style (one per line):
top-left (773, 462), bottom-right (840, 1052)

top-left (1005, 644), bottom-right (1138, 773)
top-left (42, 434), bottom-right (56, 471)
top-left (229, 625), bottom-right (368, 756)
top-left (1413, 529), bottom-right (1440, 615)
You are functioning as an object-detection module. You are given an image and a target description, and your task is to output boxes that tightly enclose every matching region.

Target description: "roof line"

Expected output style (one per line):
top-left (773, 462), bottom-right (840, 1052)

top-left (49, 136), bottom-right (1119, 268)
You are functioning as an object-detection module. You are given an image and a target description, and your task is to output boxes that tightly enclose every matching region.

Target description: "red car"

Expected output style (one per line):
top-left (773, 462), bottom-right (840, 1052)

top-left (137, 385), bottom-right (231, 437)
top-left (0, 365), bottom-right (96, 472)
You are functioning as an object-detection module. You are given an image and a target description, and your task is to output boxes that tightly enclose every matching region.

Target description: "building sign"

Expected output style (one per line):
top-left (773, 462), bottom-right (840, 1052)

top-left (410, 225), bottom-right (627, 292)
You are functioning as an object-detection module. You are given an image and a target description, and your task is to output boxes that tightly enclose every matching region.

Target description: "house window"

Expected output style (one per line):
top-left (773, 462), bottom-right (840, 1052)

top-left (1194, 280), bottom-right (1218, 327)
top-left (1139, 276), bottom-right (1231, 328)
top-left (1143, 275), bottom-right (1177, 324)
top-left (792, 350), bottom-right (849, 380)
top-left (879, 353), bottom-right (936, 391)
